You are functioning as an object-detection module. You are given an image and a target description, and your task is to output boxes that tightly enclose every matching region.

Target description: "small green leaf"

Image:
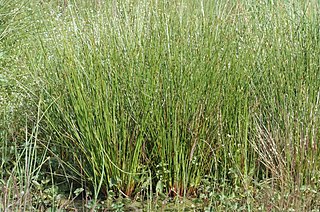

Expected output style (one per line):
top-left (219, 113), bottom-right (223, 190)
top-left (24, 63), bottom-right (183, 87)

top-left (156, 180), bottom-right (163, 195)
top-left (74, 188), bottom-right (84, 196)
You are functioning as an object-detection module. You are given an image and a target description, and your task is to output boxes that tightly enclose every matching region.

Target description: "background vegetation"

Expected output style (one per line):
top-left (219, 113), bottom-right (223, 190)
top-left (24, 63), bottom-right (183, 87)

top-left (1, 0), bottom-right (320, 210)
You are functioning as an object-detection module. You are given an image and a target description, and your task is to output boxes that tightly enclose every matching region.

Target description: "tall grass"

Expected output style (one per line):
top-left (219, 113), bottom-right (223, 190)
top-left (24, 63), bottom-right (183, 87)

top-left (38, 0), bottom-right (233, 197)
top-left (1, 1), bottom-right (70, 210)
top-left (2, 0), bottom-right (320, 210)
